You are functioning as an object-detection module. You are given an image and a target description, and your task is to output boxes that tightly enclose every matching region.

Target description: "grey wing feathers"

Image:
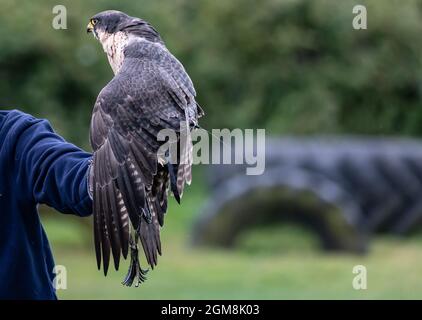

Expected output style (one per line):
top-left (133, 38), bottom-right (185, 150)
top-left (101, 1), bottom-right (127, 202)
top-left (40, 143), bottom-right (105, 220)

top-left (90, 45), bottom-right (198, 275)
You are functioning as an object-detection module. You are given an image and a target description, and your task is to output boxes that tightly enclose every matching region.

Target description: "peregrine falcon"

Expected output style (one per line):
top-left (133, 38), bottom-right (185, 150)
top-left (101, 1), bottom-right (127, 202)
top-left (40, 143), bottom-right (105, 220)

top-left (86, 10), bottom-right (203, 286)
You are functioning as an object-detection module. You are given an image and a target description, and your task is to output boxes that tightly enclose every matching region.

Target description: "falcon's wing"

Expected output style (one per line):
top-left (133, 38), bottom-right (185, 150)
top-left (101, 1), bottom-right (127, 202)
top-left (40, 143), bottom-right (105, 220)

top-left (89, 49), bottom-right (197, 275)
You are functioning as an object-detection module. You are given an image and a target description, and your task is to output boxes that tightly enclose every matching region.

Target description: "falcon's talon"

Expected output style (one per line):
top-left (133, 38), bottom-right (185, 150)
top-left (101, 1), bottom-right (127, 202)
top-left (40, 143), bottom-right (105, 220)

top-left (122, 236), bottom-right (149, 287)
top-left (140, 206), bottom-right (153, 224)
top-left (144, 212), bottom-right (153, 224)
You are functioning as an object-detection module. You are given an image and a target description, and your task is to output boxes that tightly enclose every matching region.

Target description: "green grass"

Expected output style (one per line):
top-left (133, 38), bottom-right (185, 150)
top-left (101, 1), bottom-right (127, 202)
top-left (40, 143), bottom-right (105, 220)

top-left (40, 176), bottom-right (422, 299)
top-left (47, 234), bottom-right (422, 299)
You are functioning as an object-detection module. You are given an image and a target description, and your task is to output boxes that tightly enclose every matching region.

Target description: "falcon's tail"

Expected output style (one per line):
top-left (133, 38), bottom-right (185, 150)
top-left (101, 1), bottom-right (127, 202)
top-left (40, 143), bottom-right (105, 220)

top-left (175, 119), bottom-right (193, 200)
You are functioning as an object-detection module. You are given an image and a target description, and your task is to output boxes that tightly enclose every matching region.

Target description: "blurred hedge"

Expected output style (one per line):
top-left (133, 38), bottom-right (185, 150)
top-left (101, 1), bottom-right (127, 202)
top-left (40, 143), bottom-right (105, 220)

top-left (1, 0), bottom-right (422, 147)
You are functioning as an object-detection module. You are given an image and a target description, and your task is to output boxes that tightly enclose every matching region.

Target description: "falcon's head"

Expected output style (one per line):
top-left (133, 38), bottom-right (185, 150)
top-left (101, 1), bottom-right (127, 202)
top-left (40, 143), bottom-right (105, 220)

top-left (87, 10), bottom-right (163, 74)
top-left (87, 10), bottom-right (162, 44)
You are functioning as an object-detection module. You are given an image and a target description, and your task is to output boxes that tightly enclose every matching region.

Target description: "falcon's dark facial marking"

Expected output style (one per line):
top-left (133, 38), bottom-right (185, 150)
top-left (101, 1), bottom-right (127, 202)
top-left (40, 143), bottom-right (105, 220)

top-left (87, 10), bottom-right (162, 43)
top-left (87, 10), bottom-right (128, 34)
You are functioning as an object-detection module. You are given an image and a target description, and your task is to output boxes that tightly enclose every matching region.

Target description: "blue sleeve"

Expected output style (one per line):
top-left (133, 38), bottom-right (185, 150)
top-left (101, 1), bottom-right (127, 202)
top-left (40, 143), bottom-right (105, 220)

top-left (14, 114), bottom-right (93, 217)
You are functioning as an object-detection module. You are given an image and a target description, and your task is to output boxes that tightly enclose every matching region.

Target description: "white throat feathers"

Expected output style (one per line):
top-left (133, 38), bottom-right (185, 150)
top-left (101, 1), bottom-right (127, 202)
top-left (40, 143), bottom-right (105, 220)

top-left (97, 30), bottom-right (131, 74)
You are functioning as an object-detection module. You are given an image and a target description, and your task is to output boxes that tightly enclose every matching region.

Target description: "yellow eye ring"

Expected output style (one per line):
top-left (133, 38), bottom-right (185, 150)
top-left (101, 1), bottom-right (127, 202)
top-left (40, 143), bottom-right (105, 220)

top-left (91, 19), bottom-right (98, 26)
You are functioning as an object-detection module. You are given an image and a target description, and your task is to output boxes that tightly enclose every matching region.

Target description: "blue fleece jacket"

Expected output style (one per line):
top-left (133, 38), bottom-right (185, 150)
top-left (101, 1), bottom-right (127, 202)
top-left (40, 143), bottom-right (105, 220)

top-left (0, 110), bottom-right (92, 300)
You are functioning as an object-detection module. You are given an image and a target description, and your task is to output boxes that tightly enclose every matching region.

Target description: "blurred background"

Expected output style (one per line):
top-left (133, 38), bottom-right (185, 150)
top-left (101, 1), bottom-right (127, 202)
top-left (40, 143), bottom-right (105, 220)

top-left (3, 0), bottom-right (422, 299)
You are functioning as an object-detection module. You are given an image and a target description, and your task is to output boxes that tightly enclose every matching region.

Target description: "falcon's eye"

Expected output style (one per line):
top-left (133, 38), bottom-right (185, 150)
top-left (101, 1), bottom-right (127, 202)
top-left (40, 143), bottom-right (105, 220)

top-left (91, 19), bottom-right (98, 26)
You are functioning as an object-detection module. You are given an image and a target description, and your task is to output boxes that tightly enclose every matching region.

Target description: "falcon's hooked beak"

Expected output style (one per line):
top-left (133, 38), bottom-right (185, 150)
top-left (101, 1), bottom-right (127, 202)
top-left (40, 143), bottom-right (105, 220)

top-left (86, 21), bottom-right (94, 34)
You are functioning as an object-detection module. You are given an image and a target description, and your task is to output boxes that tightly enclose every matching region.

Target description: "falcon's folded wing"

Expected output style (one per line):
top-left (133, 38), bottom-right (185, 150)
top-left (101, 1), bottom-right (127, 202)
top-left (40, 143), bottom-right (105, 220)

top-left (89, 55), bottom-right (197, 278)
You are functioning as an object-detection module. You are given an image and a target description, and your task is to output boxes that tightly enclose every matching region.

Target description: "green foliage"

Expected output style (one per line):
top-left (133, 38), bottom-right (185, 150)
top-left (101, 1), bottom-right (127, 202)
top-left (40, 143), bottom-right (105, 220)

top-left (1, 0), bottom-right (422, 147)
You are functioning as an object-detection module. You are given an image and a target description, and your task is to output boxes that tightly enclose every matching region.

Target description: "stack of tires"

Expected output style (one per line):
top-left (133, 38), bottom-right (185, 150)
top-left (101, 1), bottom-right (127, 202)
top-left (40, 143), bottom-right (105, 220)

top-left (192, 137), bottom-right (422, 253)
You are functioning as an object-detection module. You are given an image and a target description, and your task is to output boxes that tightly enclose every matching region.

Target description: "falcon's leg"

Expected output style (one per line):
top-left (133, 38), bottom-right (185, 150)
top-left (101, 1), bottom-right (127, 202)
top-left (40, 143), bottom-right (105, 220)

top-left (121, 228), bottom-right (149, 287)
